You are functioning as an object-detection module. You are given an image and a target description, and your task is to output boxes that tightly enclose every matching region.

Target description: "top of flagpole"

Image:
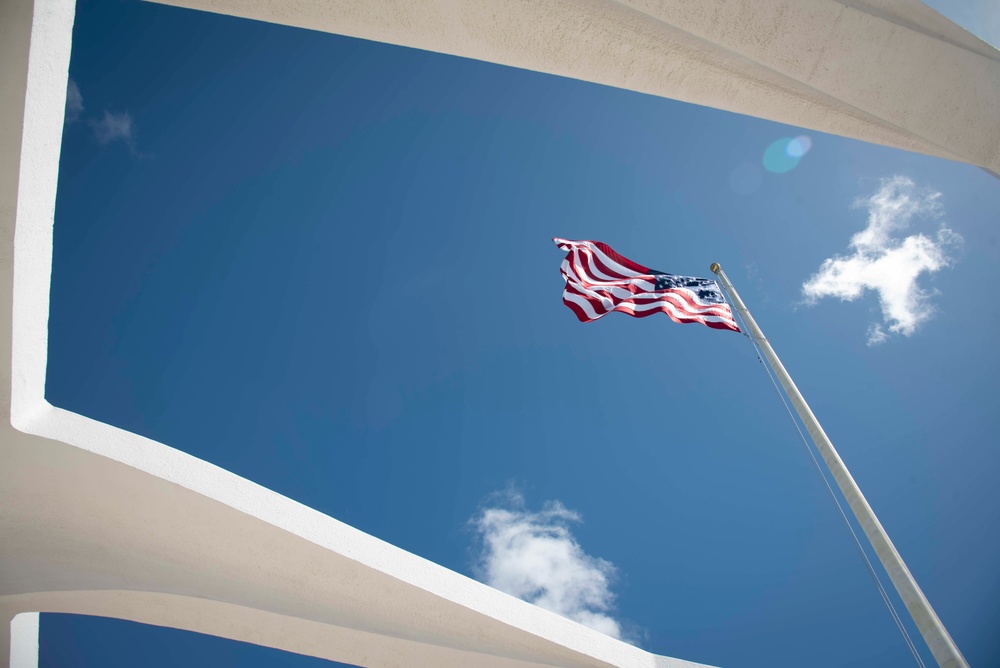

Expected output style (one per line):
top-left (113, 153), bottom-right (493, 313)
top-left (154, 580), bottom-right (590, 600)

top-left (710, 263), bottom-right (721, 274)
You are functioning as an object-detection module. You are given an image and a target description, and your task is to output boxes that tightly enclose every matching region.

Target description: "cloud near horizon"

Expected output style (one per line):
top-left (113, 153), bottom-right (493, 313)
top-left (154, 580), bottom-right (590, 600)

top-left (91, 109), bottom-right (136, 149)
top-left (65, 79), bottom-right (84, 124)
top-left (470, 489), bottom-right (629, 641)
top-left (802, 176), bottom-right (961, 345)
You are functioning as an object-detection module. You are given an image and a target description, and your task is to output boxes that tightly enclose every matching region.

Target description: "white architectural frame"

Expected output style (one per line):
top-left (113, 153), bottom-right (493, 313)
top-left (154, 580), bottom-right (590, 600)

top-left (1, 1), bottom-right (996, 667)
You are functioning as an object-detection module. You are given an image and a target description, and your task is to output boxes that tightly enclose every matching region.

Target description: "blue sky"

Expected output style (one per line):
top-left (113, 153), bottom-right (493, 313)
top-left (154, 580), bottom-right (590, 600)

top-left (40, 1), bottom-right (1000, 666)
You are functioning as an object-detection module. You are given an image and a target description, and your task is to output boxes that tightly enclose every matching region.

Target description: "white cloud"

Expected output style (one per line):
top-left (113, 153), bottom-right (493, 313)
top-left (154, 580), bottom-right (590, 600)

top-left (470, 489), bottom-right (628, 640)
top-left (65, 79), bottom-right (83, 124)
top-left (91, 109), bottom-right (136, 149)
top-left (802, 176), bottom-right (961, 345)
top-left (866, 324), bottom-right (888, 346)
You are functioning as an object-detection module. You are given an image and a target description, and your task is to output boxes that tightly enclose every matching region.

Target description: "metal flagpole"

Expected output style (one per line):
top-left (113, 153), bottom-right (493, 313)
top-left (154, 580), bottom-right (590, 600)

top-left (709, 263), bottom-right (968, 668)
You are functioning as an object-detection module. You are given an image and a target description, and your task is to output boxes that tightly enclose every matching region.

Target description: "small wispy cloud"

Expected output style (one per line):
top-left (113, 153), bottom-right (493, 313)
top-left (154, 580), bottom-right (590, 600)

top-left (91, 109), bottom-right (136, 150)
top-left (65, 79), bottom-right (84, 124)
top-left (470, 488), bottom-right (630, 641)
top-left (802, 176), bottom-right (961, 345)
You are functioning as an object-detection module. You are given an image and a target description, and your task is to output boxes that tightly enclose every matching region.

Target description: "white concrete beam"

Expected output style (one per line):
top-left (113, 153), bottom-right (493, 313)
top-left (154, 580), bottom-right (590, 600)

top-left (153, 0), bottom-right (1000, 175)
top-left (0, 420), bottom-right (710, 668)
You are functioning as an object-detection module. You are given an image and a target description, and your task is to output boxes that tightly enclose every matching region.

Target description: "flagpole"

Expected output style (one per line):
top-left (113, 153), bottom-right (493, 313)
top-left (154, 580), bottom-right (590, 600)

top-left (710, 263), bottom-right (968, 668)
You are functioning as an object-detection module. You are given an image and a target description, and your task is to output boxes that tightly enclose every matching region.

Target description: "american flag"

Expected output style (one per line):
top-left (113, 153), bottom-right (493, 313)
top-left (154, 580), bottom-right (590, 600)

top-left (554, 238), bottom-right (740, 333)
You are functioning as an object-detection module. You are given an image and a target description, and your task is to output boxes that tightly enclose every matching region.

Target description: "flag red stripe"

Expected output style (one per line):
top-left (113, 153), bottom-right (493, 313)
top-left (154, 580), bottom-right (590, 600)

top-left (565, 247), bottom-right (636, 284)
top-left (567, 244), bottom-right (653, 283)
top-left (584, 240), bottom-right (652, 275)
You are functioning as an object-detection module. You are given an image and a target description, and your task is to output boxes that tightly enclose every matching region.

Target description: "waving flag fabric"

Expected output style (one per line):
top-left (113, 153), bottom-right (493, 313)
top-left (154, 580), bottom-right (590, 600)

top-left (554, 238), bottom-right (740, 332)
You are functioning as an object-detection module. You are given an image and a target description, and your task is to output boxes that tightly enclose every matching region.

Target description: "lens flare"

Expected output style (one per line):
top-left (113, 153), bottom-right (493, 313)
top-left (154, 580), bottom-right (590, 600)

top-left (763, 138), bottom-right (797, 173)
top-left (762, 135), bottom-right (812, 173)
top-left (786, 135), bottom-right (812, 158)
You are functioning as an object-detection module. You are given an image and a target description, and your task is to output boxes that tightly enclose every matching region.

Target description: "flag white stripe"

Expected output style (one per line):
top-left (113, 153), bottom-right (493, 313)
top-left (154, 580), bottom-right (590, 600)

top-left (562, 254), bottom-right (659, 292)
top-left (572, 246), bottom-right (649, 283)
top-left (569, 248), bottom-right (628, 284)
top-left (572, 241), bottom-right (648, 280)
top-left (563, 291), bottom-right (607, 320)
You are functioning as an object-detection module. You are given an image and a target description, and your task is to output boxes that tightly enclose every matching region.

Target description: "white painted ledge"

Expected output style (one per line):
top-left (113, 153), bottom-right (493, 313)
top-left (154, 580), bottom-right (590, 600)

top-left (8, 614), bottom-right (38, 668)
